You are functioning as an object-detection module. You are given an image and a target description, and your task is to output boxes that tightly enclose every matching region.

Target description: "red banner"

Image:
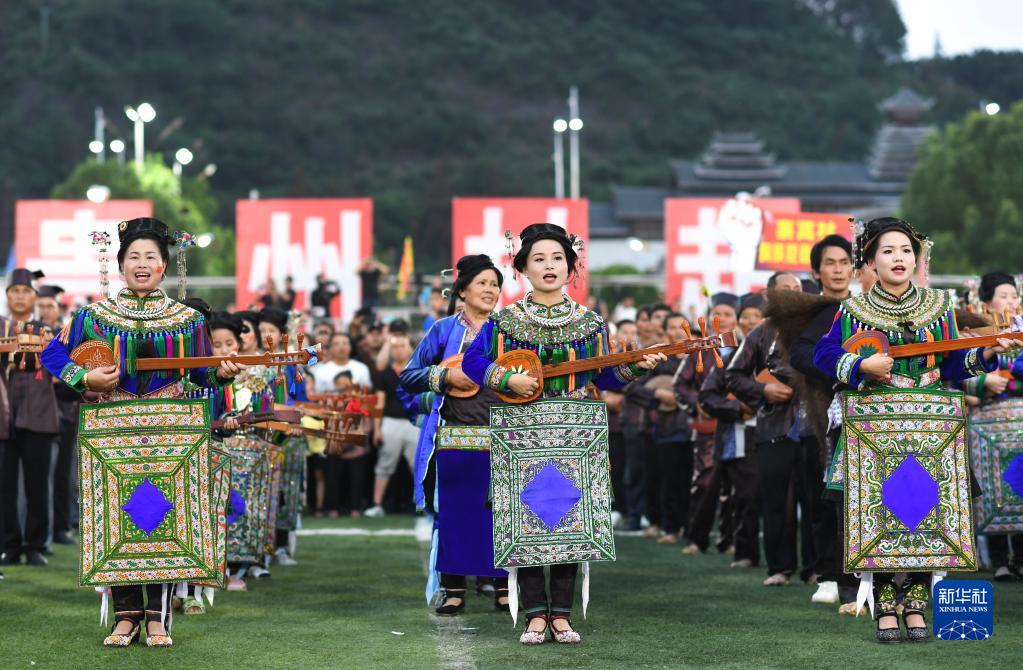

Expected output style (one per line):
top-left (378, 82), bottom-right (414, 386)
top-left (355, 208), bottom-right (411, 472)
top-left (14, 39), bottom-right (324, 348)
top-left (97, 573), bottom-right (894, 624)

top-left (15, 199), bottom-right (153, 303)
top-left (756, 212), bottom-right (852, 271)
top-left (664, 197), bottom-right (801, 310)
top-left (452, 198), bottom-right (589, 305)
top-left (235, 199), bottom-right (373, 322)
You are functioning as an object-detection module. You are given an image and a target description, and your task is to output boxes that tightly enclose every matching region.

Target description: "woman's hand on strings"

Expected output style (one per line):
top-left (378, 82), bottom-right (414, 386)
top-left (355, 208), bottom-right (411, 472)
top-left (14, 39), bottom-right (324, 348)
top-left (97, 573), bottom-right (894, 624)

top-left (85, 365), bottom-right (120, 392)
top-left (507, 373), bottom-right (539, 397)
top-left (216, 353), bottom-right (247, 380)
top-left (636, 352), bottom-right (667, 370)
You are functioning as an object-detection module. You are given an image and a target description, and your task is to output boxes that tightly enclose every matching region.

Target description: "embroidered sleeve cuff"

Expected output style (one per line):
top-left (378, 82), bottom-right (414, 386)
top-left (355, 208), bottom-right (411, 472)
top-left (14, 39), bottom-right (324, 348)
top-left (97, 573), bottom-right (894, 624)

top-left (614, 362), bottom-right (641, 383)
top-left (835, 352), bottom-right (861, 385)
top-left (966, 347), bottom-right (996, 377)
top-left (417, 392), bottom-right (436, 415)
top-left (428, 365), bottom-right (447, 394)
top-left (484, 363), bottom-right (510, 391)
top-left (60, 362), bottom-right (88, 391)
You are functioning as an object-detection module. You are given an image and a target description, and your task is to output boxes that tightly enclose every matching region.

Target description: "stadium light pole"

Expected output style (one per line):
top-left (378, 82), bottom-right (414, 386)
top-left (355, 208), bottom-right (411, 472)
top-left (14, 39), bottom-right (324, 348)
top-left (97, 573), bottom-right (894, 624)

top-left (173, 147), bottom-right (193, 178)
top-left (93, 107), bottom-right (106, 163)
top-left (109, 139), bottom-right (126, 164)
top-left (553, 118), bottom-right (567, 198)
top-left (568, 86), bottom-right (583, 200)
top-left (125, 102), bottom-right (156, 170)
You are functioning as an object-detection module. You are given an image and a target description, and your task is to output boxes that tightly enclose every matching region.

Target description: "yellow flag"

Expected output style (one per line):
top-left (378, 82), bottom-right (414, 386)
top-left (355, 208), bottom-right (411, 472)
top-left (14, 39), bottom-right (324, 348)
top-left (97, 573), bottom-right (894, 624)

top-left (397, 236), bottom-right (414, 300)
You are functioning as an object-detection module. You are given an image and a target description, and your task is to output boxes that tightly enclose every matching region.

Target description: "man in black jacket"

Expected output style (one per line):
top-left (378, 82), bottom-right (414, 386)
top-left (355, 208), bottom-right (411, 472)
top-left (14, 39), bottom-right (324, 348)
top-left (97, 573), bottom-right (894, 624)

top-left (726, 272), bottom-right (816, 586)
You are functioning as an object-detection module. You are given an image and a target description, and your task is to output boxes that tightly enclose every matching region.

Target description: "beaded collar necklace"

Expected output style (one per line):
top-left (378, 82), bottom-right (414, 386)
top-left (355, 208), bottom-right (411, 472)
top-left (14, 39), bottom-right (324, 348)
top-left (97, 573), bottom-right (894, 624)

top-left (864, 282), bottom-right (921, 319)
top-left (112, 287), bottom-right (170, 320)
top-left (520, 291), bottom-right (579, 328)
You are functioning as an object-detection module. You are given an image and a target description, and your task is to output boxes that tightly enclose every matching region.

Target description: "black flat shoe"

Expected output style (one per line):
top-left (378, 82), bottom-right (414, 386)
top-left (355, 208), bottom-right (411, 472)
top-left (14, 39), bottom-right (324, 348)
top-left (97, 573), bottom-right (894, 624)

top-left (25, 551), bottom-right (49, 567)
top-left (0, 552), bottom-right (22, 566)
top-left (494, 587), bottom-right (510, 612)
top-left (876, 615), bottom-right (902, 643)
top-left (435, 589), bottom-right (466, 616)
top-left (903, 612), bottom-right (930, 642)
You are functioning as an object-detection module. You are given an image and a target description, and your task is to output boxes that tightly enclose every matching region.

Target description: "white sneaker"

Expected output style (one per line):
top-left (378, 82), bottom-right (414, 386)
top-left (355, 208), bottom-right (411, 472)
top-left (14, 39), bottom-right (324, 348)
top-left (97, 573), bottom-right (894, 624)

top-left (811, 581), bottom-right (840, 604)
top-left (274, 548), bottom-right (297, 566)
top-left (610, 511), bottom-right (623, 528)
top-left (364, 505), bottom-right (386, 518)
top-left (249, 565), bottom-right (271, 580)
top-left (414, 515), bottom-right (434, 543)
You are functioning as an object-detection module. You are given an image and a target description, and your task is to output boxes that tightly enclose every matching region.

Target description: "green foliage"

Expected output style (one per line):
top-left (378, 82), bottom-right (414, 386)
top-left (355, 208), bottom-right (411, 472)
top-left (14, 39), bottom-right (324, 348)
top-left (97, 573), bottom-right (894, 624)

top-left (900, 103), bottom-right (1023, 273)
top-left (50, 156), bottom-right (233, 277)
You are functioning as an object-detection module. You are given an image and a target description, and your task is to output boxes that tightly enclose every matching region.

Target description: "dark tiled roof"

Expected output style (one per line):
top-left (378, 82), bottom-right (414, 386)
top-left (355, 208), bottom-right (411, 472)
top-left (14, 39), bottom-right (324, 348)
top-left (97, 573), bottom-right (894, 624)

top-left (589, 202), bottom-right (629, 237)
top-left (611, 185), bottom-right (672, 219)
top-left (671, 160), bottom-right (906, 193)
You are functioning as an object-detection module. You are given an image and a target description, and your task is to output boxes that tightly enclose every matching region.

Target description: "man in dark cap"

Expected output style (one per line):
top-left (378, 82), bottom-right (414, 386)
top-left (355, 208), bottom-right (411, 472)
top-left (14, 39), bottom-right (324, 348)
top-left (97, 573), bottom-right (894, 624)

top-left (36, 285), bottom-right (78, 546)
top-left (2, 269), bottom-right (59, 566)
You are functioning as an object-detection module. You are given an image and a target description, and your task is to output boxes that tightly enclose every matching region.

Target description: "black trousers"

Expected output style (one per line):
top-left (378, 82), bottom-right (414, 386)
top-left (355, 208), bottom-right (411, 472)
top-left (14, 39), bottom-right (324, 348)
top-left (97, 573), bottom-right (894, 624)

top-left (643, 432), bottom-right (661, 527)
top-left (656, 440), bottom-right (693, 535)
top-left (687, 435), bottom-right (719, 550)
top-left (621, 425), bottom-right (647, 523)
top-left (518, 563), bottom-right (578, 617)
top-left (112, 583), bottom-right (166, 617)
top-left (441, 573), bottom-right (509, 591)
top-left (988, 534), bottom-right (1023, 567)
top-left (721, 455), bottom-right (760, 563)
top-left (53, 416), bottom-right (78, 536)
top-left (2, 428), bottom-right (54, 556)
top-left (756, 437), bottom-right (820, 578)
top-left (325, 453), bottom-right (369, 512)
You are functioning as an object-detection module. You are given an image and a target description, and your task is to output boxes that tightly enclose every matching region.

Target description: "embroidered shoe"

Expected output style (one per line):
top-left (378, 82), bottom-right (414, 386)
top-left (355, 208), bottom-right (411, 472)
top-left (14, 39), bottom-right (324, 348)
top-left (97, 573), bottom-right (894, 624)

top-left (549, 615), bottom-right (581, 644)
top-left (145, 614), bottom-right (173, 648)
top-left (520, 615), bottom-right (548, 646)
top-left (103, 617), bottom-right (141, 648)
top-left (876, 614), bottom-right (902, 643)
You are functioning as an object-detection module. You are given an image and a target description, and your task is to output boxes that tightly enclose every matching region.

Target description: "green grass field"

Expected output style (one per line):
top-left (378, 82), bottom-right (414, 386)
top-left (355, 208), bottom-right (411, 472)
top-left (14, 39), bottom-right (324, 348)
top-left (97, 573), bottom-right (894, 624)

top-left (1, 517), bottom-right (1018, 669)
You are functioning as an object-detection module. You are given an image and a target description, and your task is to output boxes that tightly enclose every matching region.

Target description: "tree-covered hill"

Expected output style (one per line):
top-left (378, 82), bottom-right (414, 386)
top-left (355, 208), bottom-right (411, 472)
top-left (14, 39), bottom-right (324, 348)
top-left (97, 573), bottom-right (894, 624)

top-left (1, 0), bottom-right (1019, 269)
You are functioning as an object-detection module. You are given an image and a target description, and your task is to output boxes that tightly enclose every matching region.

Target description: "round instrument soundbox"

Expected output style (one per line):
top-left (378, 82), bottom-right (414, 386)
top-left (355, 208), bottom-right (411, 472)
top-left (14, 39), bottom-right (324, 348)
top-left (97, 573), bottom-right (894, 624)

top-left (440, 354), bottom-right (480, 399)
top-left (71, 340), bottom-right (116, 370)
top-left (493, 349), bottom-right (544, 404)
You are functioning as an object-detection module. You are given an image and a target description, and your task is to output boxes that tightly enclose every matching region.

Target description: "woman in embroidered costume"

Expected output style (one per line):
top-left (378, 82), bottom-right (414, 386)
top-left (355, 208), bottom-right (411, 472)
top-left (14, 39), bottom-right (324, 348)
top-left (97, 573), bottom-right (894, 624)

top-left (812, 218), bottom-right (1012, 643)
top-left (965, 272), bottom-right (1023, 581)
top-left (400, 254), bottom-right (509, 615)
top-left (41, 218), bottom-right (245, 648)
top-left (461, 224), bottom-right (664, 645)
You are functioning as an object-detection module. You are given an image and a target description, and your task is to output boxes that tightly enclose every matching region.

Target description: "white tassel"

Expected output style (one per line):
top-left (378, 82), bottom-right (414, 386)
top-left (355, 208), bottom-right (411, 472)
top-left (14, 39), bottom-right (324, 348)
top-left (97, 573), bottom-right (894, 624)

top-left (161, 584), bottom-right (169, 628)
top-left (296, 512), bottom-right (302, 530)
top-left (204, 586), bottom-right (216, 608)
top-left (932, 570), bottom-right (946, 591)
top-left (855, 573), bottom-right (874, 618)
top-left (96, 587), bottom-right (110, 627)
top-left (508, 568), bottom-right (519, 628)
top-left (175, 582), bottom-right (188, 599)
top-left (288, 530), bottom-right (297, 558)
top-left (582, 562), bottom-right (591, 619)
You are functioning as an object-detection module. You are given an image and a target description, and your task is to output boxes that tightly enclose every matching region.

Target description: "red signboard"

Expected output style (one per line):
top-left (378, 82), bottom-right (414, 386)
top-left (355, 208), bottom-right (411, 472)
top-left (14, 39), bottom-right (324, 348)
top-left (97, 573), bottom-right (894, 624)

top-left (756, 212), bottom-right (852, 271)
top-left (664, 197), bottom-right (801, 310)
top-left (452, 198), bottom-right (589, 305)
top-left (15, 199), bottom-right (153, 303)
top-left (236, 199), bottom-right (373, 322)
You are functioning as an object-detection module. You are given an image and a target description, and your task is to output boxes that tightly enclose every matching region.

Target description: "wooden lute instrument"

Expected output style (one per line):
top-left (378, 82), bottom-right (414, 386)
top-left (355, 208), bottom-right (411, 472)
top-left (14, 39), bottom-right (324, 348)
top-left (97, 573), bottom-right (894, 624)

top-left (451, 316), bottom-right (737, 404)
top-left (210, 408), bottom-right (302, 431)
top-left (842, 330), bottom-right (1023, 359)
top-left (71, 332), bottom-right (319, 381)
